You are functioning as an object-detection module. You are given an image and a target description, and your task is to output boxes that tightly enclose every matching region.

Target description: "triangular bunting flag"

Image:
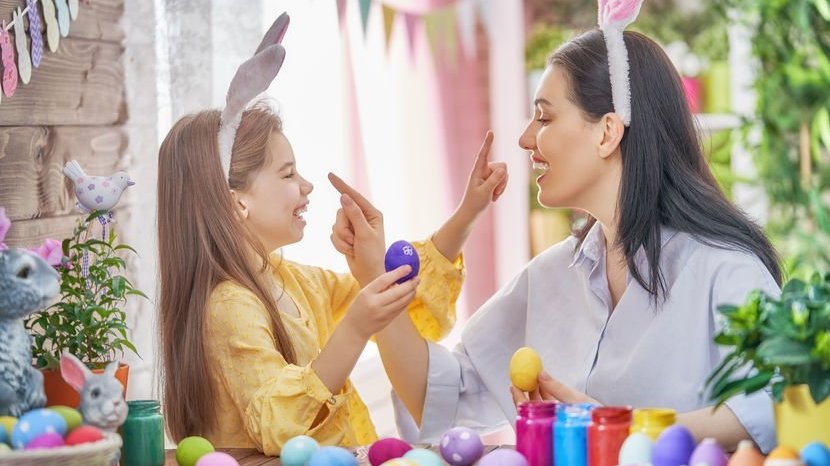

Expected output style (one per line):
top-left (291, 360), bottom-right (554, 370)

top-left (424, 12), bottom-right (440, 60)
top-left (382, 4), bottom-right (396, 50)
top-left (438, 7), bottom-right (458, 69)
top-left (336, 0), bottom-right (348, 28)
top-left (474, 0), bottom-right (493, 41)
top-left (359, 0), bottom-right (372, 37)
top-left (402, 12), bottom-right (419, 62)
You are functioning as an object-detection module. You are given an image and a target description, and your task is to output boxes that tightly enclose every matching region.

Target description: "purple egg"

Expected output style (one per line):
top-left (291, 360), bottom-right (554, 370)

top-left (439, 427), bottom-right (484, 466)
top-left (368, 438), bottom-right (413, 466)
top-left (385, 240), bottom-right (420, 284)
top-left (689, 438), bottom-right (727, 466)
top-left (26, 432), bottom-right (65, 449)
top-left (195, 452), bottom-right (240, 466)
top-left (652, 425), bottom-right (696, 466)
top-left (478, 449), bottom-right (529, 466)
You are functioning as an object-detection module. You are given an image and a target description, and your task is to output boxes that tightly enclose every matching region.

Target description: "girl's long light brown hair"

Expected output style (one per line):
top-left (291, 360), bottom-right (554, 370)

top-left (158, 105), bottom-right (297, 441)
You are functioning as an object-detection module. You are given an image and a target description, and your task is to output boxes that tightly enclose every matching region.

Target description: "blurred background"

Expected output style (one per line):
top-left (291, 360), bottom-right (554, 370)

top-left (1, 0), bottom-right (828, 441)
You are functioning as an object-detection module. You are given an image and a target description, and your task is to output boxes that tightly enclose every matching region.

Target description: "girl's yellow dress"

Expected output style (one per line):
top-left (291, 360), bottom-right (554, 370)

top-left (203, 240), bottom-right (463, 455)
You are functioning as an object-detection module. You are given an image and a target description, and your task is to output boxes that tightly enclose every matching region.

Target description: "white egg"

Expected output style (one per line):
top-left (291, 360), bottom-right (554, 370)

top-left (619, 432), bottom-right (654, 466)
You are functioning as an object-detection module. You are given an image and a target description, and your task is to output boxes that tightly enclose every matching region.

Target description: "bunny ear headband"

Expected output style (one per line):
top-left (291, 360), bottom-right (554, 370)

top-left (217, 12), bottom-right (290, 180)
top-left (597, 0), bottom-right (644, 127)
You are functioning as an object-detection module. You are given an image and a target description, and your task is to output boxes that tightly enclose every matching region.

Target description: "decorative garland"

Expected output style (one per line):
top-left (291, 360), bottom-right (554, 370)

top-left (0, 0), bottom-right (84, 102)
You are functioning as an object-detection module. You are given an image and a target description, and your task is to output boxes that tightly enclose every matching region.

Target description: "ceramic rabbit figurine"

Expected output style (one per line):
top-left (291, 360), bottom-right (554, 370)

top-left (0, 248), bottom-right (60, 416)
top-left (60, 352), bottom-right (128, 432)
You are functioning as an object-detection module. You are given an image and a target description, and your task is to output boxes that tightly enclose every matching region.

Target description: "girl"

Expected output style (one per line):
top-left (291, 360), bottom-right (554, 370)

top-left (157, 102), bottom-right (505, 454)
top-left (333, 27), bottom-right (781, 455)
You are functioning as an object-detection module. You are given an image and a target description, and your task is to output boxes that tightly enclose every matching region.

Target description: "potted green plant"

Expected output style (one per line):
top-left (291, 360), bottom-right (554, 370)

top-left (706, 273), bottom-right (830, 448)
top-left (25, 211), bottom-right (144, 407)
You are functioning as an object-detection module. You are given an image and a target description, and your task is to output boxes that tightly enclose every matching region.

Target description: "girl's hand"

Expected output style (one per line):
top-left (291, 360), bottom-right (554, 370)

top-left (510, 371), bottom-right (600, 406)
top-left (458, 131), bottom-right (508, 220)
top-left (342, 266), bottom-right (420, 340)
top-left (328, 173), bottom-right (386, 286)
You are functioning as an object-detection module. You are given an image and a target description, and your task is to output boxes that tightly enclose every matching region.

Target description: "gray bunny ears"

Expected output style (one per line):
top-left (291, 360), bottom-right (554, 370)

top-left (217, 13), bottom-right (290, 180)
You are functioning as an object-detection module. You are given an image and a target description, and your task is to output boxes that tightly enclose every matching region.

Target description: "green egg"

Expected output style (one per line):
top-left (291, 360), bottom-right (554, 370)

top-left (48, 406), bottom-right (83, 432)
top-left (176, 436), bottom-right (215, 466)
top-left (0, 443), bottom-right (11, 455)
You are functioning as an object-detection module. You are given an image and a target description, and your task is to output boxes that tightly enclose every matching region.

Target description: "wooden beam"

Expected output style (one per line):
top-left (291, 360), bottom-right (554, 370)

top-left (0, 0), bottom-right (124, 43)
top-left (0, 126), bottom-right (126, 221)
top-left (0, 38), bottom-right (124, 126)
top-left (2, 213), bottom-right (80, 248)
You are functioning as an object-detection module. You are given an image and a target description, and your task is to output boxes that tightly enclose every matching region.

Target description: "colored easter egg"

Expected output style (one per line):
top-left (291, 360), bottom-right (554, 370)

top-left (801, 443), bottom-right (830, 466)
top-left (48, 405), bottom-right (83, 432)
top-left (0, 416), bottom-right (15, 439)
top-left (729, 440), bottom-right (765, 466)
top-left (26, 432), bottom-right (65, 449)
top-left (176, 436), bottom-right (216, 466)
top-left (478, 449), bottom-right (529, 466)
top-left (308, 446), bottom-right (358, 466)
top-left (196, 452), bottom-right (241, 466)
top-left (618, 432), bottom-right (653, 466)
top-left (765, 446), bottom-right (804, 466)
top-left (65, 425), bottom-right (104, 446)
top-left (0, 422), bottom-right (6, 445)
top-left (385, 240), bottom-right (420, 284)
top-left (690, 438), bottom-right (728, 466)
top-left (11, 408), bottom-right (67, 450)
top-left (380, 460), bottom-right (419, 466)
top-left (369, 438), bottom-right (413, 466)
top-left (403, 448), bottom-right (444, 466)
top-left (509, 347), bottom-right (543, 392)
top-left (281, 435), bottom-right (320, 466)
top-left (652, 425), bottom-right (696, 466)
top-left (439, 427), bottom-right (484, 466)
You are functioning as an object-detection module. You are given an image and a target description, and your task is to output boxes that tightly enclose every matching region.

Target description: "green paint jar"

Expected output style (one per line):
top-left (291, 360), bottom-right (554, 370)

top-left (121, 400), bottom-right (165, 466)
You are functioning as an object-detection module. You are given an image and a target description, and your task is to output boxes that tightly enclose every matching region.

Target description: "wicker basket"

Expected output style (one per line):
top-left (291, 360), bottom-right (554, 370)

top-left (0, 431), bottom-right (121, 466)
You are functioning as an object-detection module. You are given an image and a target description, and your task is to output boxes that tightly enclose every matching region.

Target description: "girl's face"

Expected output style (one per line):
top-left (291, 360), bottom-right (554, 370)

top-left (237, 132), bottom-right (314, 252)
top-left (518, 66), bottom-right (620, 212)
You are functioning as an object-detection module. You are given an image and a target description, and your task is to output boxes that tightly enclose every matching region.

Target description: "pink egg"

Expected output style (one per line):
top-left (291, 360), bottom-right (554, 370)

top-left (690, 438), bottom-right (728, 466)
top-left (652, 425), bottom-right (696, 466)
top-left (65, 425), bottom-right (104, 446)
top-left (479, 449), bottom-right (529, 466)
top-left (368, 438), bottom-right (413, 466)
top-left (195, 452), bottom-right (240, 466)
top-left (26, 432), bottom-right (65, 449)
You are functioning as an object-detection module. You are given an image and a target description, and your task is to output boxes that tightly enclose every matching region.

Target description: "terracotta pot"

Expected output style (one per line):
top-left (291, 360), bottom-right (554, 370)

top-left (774, 384), bottom-right (830, 449)
top-left (41, 362), bottom-right (130, 408)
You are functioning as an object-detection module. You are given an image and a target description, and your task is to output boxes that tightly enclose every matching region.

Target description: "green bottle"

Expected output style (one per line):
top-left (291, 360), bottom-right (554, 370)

top-left (121, 400), bottom-right (165, 466)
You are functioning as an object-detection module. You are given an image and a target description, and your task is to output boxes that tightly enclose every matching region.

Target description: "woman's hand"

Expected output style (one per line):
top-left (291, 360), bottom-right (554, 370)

top-left (457, 131), bottom-right (508, 220)
top-left (510, 371), bottom-right (600, 406)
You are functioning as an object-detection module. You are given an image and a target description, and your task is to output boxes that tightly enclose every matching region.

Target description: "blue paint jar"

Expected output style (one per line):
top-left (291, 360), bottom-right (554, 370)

top-left (553, 403), bottom-right (594, 466)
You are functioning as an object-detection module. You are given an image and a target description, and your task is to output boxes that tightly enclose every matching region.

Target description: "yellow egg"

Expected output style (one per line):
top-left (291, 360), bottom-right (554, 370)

top-left (509, 347), bottom-right (543, 392)
top-left (0, 416), bottom-right (16, 439)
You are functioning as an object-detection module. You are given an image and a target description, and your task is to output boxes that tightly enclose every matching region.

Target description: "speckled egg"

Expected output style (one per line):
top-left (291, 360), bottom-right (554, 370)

top-left (765, 446), bottom-right (804, 466)
top-left (26, 432), bottom-right (65, 449)
top-left (281, 435), bottom-right (320, 466)
top-left (509, 347), bottom-right (543, 392)
top-left (385, 240), bottom-right (420, 284)
top-left (195, 452), bottom-right (241, 466)
top-left (652, 425), bottom-right (696, 466)
top-left (0, 416), bottom-right (16, 439)
top-left (439, 427), bottom-right (484, 466)
top-left (369, 438), bottom-right (413, 466)
top-left (11, 408), bottom-right (67, 450)
top-left (65, 425), bottom-right (104, 446)
top-left (689, 438), bottom-right (728, 466)
top-left (801, 442), bottom-right (830, 466)
top-left (403, 448), bottom-right (444, 466)
top-left (618, 432), bottom-right (653, 466)
top-left (48, 405), bottom-right (83, 432)
top-left (176, 436), bottom-right (216, 466)
top-left (308, 446), bottom-right (358, 466)
top-left (478, 449), bottom-right (529, 466)
top-left (728, 440), bottom-right (765, 466)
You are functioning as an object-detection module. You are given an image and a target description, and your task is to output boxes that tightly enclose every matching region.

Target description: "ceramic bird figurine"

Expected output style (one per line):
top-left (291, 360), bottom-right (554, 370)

top-left (63, 161), bottom-right (134, 213)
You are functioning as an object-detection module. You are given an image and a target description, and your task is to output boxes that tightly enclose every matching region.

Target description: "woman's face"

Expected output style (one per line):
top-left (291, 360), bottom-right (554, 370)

top-left (518, 66), bottom-right (620, 212)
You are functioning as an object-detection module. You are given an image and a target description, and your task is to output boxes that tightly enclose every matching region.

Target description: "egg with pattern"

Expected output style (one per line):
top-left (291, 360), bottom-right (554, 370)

top-left (11, 409), bottom-right (67, 450)
top-left (440, 427), bottom-right (484, 466)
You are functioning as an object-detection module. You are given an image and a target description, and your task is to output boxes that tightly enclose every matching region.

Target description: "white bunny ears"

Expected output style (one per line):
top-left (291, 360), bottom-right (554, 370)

top-left (217, 13), bottom-right (290, 180)
top-left (597, 0), bottom-right (644, 126)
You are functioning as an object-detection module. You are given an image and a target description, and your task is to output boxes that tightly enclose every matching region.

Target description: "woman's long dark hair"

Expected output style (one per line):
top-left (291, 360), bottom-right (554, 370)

top-left (550, 30), bottom-right (782, 296)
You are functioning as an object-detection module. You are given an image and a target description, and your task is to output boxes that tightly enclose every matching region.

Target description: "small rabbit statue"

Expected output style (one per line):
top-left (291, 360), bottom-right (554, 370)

top-left (0, 248), bottom-right (60, 416)
top-left (59, 351), bottom-right (128, 432)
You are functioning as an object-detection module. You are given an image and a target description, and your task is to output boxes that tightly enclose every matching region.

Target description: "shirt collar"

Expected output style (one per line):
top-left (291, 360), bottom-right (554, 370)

top-left (568, 222), bottom-right (679, 269)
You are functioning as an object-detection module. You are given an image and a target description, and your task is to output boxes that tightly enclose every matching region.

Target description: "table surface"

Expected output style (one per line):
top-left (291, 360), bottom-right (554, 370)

top-left (163, 445), bottom-right (503, 466)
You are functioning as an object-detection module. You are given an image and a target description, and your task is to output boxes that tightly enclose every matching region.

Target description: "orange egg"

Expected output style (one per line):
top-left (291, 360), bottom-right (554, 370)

top-left (728, 440), bottom-right (765, 466)
top-left (764, 445), bottom-right (804, 466)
